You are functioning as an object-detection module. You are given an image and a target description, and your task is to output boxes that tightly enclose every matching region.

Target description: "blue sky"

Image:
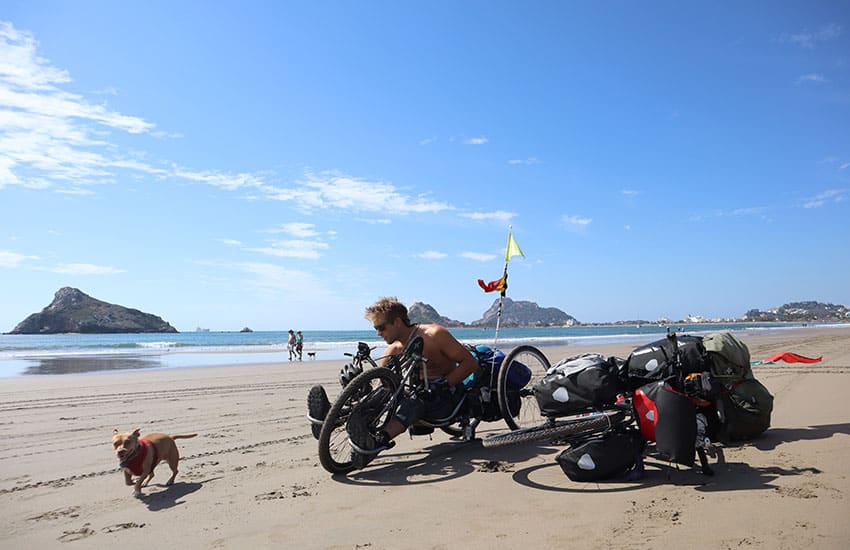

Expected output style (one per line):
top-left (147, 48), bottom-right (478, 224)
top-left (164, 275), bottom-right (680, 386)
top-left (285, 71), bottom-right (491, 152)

top-left (1, 2), bottom-right (848, 331)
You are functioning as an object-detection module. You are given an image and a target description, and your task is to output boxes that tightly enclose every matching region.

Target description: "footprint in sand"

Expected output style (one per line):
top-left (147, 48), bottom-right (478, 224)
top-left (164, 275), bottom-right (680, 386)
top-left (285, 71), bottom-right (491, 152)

top-left (255, 484), bottom-right (312, 501)
top-left (57, 523), bottom-right (95, 542)
top-left (102, 522), bottom-right (145, 533)
top-left (27, 506), bottom-right (81, 522)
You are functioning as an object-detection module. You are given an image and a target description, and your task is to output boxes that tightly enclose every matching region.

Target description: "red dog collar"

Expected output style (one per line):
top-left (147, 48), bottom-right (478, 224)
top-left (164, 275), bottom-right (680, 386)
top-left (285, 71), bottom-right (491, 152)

top-left (121, 439), bottom-right (158, 476)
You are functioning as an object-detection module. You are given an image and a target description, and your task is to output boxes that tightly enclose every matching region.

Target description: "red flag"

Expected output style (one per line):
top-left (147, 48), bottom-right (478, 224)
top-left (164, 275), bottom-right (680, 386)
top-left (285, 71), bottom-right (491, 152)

top-left (478, 276), bottom-right (506, 293)
top-left (762, 352), bottom-right (823, 364)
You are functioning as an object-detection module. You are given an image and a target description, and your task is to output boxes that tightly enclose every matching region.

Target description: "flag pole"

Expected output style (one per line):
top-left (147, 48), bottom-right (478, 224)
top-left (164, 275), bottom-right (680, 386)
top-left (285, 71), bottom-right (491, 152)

top-left (492, 260), bottom-right (508, 349)
top-left (478, 225), bottom-right (523, 351)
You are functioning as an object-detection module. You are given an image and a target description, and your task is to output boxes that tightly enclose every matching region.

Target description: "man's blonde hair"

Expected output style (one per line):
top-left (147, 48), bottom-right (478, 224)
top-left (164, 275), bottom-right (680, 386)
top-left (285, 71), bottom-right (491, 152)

top-left (365, 296), bottom-right (411, 326)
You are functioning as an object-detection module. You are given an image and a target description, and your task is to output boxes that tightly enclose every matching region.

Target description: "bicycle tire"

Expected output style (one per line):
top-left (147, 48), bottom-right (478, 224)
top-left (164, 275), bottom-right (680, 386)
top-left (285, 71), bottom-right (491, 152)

top-left (497, 345), bottom-right (552, 431)
top-left (318, 367), bottom-right (400, 474)
top-left (311, 356), bottom-right (379, 440)
top-left (482, 410), bottom-right (625, 448)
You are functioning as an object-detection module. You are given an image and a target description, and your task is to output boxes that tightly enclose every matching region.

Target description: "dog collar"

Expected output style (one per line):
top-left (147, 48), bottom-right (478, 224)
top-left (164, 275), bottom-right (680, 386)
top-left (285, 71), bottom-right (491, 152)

top-left (119, 439), bottom-right (149, 474)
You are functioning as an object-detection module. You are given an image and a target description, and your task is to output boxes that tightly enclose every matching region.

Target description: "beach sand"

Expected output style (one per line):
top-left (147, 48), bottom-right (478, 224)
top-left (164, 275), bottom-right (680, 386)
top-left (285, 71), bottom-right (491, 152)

top-left (1, 326), bottom-right (849, 549)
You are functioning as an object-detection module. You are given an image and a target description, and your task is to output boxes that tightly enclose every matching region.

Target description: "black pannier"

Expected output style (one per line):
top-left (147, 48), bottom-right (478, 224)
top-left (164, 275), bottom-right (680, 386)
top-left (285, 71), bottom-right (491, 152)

top-left (633, 381), bottom-right (696, 466)
top-left (556, 429), bottom-right (645, 482)
top-left (533, 353), bottom-right (623, 417)
top-left (624, 334), bottom-right (706, 389)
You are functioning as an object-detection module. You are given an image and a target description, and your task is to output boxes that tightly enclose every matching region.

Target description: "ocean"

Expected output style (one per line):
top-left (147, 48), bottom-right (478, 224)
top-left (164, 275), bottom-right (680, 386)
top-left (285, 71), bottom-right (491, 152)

top-left (0, 322), bottom-right (815, 378)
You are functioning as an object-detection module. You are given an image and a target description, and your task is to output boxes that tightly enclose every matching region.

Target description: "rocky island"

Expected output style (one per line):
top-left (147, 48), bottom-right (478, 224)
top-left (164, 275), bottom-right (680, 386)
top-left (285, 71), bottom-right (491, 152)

top-left (8, 287), bottom-right (178, 334)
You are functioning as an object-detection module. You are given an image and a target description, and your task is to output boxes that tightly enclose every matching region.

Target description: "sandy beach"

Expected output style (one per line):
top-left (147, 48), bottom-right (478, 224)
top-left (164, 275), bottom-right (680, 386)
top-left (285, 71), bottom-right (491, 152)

top-left (1, 326), bottom-right (849, 549)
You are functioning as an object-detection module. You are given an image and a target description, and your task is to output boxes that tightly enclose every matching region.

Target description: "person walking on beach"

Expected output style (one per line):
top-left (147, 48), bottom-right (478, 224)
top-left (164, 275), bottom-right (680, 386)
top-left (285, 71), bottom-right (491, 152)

top-left (287, 329), bottom-right (296, 361)
top-left (295, 330), bottom-right (304, 361)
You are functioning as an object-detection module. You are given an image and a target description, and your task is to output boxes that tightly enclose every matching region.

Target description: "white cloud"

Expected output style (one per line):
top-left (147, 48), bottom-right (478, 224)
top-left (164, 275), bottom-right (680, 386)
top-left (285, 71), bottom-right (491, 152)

top-left (621, 189), bottom-right (639, 197)
top-left (781, 23), bottom-right (843, 49)
top-left (0, 21), bottom-right (460, 222)
top-left (419, 136), bottom-right (437, 145)
top-left (803, 189), bottom-right (847, 208)
top-left (247, 239), bottom-right (330, 260)
top-left (731, 206), bottom-right (767, 216)
top-left (795, 73), bottom-right (829, 85)
top-left (218, 238), bottom-right (243, 246)
top-left (0, 21), bottom-right (157, 191)
top-left (0, 249), bottom-right (38, 268)
top-left (464, 137), bottom-right (489, 145)
top-left (508, 157), bottom-right (540, 165)
top-left (460, 210), bottom-right (516, 223)
top-left (417, 251), bottom-right (447, 260)
top-left (264, 222), bottom-right (319, 238)
top-left (562, 214), bottom-right (592, 227)
top-left (839, 163), bottom-right (850, 171)
top-left (52, 263), bottom-right (124, 275)
top-left (294, 172), bottom-right (453, 215)
top-left (461, 251), bottom-right (498, 262)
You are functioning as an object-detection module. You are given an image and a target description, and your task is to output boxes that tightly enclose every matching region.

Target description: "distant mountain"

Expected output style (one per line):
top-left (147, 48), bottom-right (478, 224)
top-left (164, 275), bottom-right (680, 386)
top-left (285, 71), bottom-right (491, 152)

top-left (472, 298), bottom-right (578, 327)
top-left (408, 302), bottom-right (465, 327)
top-left (8, 287), bottom-right (178, 334)
top-left (742, 301), bottom-right (849, 323)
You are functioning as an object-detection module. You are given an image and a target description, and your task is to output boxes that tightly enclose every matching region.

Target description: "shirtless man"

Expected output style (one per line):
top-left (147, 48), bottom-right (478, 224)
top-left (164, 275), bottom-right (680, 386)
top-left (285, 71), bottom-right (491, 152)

top-left (349, 297), bottom-right (479, 453)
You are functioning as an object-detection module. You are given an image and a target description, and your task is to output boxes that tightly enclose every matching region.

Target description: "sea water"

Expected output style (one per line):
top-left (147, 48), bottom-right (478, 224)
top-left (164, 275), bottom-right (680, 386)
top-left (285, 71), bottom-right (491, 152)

top-left (0, 323), bottom-right (809, 377)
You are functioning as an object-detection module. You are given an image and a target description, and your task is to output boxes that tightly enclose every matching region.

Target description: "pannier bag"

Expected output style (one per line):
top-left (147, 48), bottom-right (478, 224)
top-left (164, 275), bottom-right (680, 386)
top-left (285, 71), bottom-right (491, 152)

top-left (465, 345), bottom-right (531, 421)
top-left (633, 381), bottom-right (696, 466)
top-left (624, 334), bottom-right (706, 389)
top-left (702, 332), bottom-right (753, 381)
top-left (718, 378), bottom-right (773, 441)
top-left (556, 429), bottom-right (645, 482)
top-left (533, 353), bottom-right (622, 416)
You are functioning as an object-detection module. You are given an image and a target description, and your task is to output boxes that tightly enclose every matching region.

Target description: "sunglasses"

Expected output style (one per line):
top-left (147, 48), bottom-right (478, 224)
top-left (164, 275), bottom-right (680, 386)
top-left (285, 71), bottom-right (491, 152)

top-left (373, 321), bottom-right (389, 332)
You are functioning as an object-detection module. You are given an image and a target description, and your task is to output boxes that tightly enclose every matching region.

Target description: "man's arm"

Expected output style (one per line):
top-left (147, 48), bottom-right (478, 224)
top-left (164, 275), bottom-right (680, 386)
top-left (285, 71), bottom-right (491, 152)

top-left (436, 328), bottom-right (479, 386)
top-left (380, 341), bottom-right (404, 367)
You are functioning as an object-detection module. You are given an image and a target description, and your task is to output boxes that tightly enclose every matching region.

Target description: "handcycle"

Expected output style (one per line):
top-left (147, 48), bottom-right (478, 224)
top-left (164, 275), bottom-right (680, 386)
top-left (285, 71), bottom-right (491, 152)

top-left (316, 336), bottom-right (552, 474)
top-left (308, 342), bottom-right (378, 439)
top-left (482, 330), bottom-right (721, 475)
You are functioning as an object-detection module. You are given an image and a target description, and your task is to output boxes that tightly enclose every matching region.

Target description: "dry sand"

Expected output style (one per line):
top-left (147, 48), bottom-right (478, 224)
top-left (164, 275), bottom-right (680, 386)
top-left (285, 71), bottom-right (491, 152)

top-left (1, 326), bottom-right (849, 549)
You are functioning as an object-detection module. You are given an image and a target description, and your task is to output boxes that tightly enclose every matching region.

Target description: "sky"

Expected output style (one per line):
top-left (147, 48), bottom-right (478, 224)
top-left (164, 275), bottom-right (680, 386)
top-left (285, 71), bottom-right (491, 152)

top-left (1, 2), bottom-right (849, 332)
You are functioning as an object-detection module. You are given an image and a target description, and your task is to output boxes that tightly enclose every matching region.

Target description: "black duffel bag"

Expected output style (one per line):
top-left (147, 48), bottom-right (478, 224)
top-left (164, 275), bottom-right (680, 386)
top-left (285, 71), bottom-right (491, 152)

top-left (624, 334), bottom-right (707, 390)
top-left (556, 429), bottom-right (645, 482)
top-left (533, 353), bottom-right (623, 417)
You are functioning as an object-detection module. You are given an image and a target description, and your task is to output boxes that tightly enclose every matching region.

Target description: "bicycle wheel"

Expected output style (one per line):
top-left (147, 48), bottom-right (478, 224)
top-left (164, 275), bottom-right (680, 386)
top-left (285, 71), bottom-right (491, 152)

top-left (317, 367), bottom-right (400, 474)
top-left (497, 345), bottom-right (552, 431)
top-left (482, 410), bottom-right (625, 448)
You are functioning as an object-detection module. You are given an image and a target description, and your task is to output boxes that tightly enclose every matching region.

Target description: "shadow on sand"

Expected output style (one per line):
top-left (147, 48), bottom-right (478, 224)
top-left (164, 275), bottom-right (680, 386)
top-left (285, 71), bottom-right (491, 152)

top-left (336, 423), bottom-right (846, 492)
top-left (138, 477), bottom-right (222, 511)
top-left (334, 436), bottom-right (560, 486)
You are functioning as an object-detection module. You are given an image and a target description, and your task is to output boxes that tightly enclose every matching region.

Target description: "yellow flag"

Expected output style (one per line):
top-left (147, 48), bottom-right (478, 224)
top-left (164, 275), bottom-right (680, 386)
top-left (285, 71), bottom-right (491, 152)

top-left (505, 233), bottom-right (524, 261)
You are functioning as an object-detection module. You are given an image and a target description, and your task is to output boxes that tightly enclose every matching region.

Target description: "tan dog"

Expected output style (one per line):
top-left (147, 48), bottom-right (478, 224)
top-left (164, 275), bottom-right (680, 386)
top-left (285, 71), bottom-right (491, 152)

top-left (112, 428), bottom-right (197, 497)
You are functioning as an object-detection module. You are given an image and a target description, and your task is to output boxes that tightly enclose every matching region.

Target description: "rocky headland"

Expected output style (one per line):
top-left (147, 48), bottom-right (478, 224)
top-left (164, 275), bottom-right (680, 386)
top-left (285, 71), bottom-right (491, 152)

top-left (8, 287), bottom-right (178, 334)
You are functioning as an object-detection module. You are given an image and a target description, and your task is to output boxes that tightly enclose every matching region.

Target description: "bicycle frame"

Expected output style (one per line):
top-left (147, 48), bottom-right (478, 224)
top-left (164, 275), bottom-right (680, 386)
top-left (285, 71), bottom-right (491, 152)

top-left (367, 335), bottom-right (479, 439)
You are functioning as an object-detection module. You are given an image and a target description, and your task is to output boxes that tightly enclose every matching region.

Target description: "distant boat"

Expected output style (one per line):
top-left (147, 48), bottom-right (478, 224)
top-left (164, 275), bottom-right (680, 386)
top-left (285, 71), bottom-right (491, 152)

top-left (196, 327), bottom-right (210, 332)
